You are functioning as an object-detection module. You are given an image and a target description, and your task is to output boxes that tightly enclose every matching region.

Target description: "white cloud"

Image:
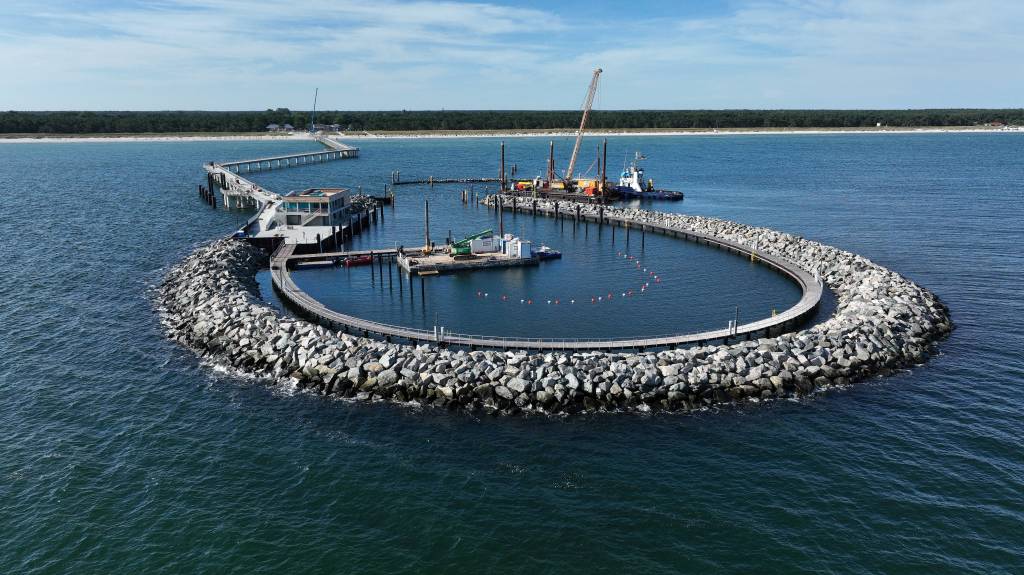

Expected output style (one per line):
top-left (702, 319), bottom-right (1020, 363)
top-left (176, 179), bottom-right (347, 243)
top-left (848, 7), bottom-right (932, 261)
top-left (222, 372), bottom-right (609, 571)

top-left (0, 0), bottom-right (1021, 109)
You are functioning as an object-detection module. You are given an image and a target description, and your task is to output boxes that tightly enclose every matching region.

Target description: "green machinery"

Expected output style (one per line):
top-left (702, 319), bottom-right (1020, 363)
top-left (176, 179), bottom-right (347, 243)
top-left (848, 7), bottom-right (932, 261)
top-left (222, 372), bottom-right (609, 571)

top-left (451, 229), bottom-right (493, 256)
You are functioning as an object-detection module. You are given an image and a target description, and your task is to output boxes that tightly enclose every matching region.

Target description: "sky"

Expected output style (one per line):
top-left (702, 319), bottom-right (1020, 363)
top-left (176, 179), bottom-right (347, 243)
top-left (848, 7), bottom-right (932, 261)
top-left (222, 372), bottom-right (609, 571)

top-left (1, 0), bottom-right (1021, 110)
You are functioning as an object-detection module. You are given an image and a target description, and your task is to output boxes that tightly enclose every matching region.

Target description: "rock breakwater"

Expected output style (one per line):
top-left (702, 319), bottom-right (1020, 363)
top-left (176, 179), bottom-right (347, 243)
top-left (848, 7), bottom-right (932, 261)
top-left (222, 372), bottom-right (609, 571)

top-left (158, 200), bottom-right (951, 415)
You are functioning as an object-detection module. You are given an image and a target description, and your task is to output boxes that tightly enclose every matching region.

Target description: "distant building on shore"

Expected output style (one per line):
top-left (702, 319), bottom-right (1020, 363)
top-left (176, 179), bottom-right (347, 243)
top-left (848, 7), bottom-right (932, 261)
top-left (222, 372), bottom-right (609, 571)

top-left (312, 123), bottom-right (343, 133)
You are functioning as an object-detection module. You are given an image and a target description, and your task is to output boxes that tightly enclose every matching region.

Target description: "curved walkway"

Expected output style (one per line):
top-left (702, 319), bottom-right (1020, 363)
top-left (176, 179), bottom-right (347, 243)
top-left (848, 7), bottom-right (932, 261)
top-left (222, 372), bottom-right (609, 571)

top-left (270, 203), bottom-right (823, 351)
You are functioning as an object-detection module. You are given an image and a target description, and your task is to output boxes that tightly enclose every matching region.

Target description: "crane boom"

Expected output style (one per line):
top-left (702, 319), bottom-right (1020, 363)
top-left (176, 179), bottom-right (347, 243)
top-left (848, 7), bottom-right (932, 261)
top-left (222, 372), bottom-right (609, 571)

top-left (452, 229), bottom-right (494, 247)
top-left (565, 68), bottom-right (602, 183)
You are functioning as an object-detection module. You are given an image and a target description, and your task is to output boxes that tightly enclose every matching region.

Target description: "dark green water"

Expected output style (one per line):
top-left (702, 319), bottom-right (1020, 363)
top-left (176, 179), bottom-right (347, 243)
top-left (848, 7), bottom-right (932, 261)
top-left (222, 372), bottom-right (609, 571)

top-left (1, 134), bottom-right (1022, 573)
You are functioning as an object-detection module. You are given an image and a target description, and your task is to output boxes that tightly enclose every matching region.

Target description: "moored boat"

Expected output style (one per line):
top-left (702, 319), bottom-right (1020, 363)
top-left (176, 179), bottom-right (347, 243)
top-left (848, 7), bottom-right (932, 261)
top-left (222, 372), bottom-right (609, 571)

top-left (615, 152), bottom-right (684, 201)
top-left (343, 254), bottom-right (374, 267)
top-left (536, 245), bottom-right (562, 260)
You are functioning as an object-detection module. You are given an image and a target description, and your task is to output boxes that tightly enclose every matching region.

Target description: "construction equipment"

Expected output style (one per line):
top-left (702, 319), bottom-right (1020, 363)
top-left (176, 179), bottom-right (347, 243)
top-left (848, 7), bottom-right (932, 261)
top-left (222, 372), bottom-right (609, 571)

top-left (451, 229), bottom-right (494, 255)
top-left (564, 68), bottom-right (602, 186)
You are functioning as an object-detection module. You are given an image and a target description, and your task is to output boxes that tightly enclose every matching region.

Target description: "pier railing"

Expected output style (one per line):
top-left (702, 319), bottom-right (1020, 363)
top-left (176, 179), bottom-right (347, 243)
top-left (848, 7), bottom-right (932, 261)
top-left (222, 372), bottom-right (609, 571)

top-left (267, 208), bottom-right (823, 351)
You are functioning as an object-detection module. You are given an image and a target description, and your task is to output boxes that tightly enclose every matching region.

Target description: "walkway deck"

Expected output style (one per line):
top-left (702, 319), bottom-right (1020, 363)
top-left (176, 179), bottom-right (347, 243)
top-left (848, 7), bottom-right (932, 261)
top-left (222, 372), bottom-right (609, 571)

top-left (267, 206), bottom-right (823, 351)
top-left (219, 135), bottom-right (358, 172)
top-left (203, 135), bottom-right (364, 243)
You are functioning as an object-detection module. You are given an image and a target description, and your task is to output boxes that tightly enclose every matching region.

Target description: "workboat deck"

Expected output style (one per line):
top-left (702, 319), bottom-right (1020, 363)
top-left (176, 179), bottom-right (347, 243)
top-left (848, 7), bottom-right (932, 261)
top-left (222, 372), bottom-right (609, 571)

top-left (396, 250), bottom-right (539, 275)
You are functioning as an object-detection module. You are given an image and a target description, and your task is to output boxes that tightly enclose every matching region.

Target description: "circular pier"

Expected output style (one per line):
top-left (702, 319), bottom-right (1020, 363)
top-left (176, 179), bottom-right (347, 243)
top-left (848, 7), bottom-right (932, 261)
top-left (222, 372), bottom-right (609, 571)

top-left (158, 199), bottom-right (952, 415)
top-left (269, 200), bottom-right (822, 351)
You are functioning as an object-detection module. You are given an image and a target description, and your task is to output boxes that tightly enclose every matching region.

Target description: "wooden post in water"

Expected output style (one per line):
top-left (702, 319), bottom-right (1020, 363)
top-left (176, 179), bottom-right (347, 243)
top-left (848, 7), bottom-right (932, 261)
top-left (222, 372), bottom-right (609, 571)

top-left (601, 138), bottom-right (608, 202)
top-left (424, 197), bottom-right (431, 251)
top-left (500, 141), bottom-right (506, 192)
top-left (547, 141), bottom-right (555, 183)
top-left (498, 195), bottom-right (504, 236)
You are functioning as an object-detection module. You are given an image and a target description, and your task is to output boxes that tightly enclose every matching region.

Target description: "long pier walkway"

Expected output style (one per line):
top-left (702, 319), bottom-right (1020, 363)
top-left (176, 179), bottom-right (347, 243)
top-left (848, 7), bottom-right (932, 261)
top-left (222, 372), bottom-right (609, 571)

top-left (203, 135), bottom-right (359, 204)
top-left (268, 205), bottom-right (823, 351)
top-left (201, 135), bottom-right (365, 248)
top-left (219, 136), bottom-right (358, 174)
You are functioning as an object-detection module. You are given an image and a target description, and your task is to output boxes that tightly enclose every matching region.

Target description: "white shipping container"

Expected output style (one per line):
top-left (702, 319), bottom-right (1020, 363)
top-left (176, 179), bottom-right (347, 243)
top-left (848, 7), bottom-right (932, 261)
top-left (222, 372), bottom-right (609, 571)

top-left (470, 236), bottom-right (499, 254)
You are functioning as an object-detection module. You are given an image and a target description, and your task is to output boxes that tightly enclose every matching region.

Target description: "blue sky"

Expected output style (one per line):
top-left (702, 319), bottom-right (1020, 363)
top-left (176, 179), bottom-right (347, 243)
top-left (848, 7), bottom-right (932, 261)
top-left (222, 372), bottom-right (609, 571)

top-left (2, 0), bottom-right (1021, 110)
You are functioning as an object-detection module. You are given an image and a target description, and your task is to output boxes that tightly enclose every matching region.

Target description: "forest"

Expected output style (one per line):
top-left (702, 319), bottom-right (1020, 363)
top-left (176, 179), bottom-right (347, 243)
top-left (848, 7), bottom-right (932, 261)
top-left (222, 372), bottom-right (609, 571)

top-left (1, 108), bottom-right (1020, 134)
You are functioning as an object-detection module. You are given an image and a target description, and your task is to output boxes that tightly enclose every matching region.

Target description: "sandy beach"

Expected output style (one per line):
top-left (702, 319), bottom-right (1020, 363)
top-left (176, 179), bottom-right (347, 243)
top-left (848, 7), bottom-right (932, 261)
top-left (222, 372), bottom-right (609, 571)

top-left (0, 126), bottom-right (1018, 143)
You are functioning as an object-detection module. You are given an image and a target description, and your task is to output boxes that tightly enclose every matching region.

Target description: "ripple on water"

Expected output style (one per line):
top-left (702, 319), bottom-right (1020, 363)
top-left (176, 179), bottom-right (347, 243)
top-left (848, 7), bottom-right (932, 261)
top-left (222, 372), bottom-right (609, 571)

top-left (1, 135), bottom-right (1023, 574)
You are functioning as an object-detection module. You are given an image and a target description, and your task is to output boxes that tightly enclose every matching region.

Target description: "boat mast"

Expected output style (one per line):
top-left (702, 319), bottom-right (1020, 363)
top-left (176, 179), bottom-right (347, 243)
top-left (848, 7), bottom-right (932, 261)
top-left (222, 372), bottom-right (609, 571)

top-left (564, 68), bottom-right (602, 184)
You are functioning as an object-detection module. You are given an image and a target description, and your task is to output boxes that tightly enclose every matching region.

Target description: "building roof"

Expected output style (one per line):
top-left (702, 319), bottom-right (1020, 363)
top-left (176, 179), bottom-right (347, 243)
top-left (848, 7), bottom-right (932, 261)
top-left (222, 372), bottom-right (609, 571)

top-left (283, 187), bottom-right (350, 201)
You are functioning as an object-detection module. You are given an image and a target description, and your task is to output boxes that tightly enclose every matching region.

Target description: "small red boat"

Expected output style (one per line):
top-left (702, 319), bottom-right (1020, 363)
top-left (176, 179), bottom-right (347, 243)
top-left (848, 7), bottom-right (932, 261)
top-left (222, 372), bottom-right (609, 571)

top-left (343, 254), bottom-right (374, 267)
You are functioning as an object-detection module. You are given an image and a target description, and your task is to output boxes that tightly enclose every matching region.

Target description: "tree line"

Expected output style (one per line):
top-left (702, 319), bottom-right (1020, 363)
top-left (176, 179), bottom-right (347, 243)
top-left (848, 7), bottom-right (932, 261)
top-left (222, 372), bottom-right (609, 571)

top-left (1, 108), bottom-right (1021, 134)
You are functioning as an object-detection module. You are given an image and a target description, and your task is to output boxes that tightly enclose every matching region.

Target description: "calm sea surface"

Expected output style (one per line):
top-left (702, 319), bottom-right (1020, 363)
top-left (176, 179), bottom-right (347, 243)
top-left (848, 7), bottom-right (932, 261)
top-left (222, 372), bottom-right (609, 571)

top-left (0, 133), bottom-right (1022, 573)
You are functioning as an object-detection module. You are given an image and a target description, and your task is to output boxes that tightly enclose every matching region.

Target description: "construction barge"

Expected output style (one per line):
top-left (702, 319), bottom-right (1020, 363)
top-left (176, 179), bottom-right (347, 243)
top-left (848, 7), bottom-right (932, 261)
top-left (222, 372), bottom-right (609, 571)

top-left (386, 68), bottom-right (681, 206)
top-left (397, 228), bottom-right (546, 275)
top-left (397, 248), bottom-right (539, 275)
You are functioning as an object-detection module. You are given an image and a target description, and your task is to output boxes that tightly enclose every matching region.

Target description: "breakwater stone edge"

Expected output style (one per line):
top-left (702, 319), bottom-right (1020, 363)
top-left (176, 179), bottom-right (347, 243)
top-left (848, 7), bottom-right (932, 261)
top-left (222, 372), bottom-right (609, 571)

top-left (156, 198), bottom-right (952, 415)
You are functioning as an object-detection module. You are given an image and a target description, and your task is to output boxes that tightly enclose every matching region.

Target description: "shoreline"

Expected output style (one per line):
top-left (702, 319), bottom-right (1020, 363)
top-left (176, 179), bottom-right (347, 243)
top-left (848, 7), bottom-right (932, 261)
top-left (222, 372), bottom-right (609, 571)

top-left (1, 126), bottom-right (1020, 143)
